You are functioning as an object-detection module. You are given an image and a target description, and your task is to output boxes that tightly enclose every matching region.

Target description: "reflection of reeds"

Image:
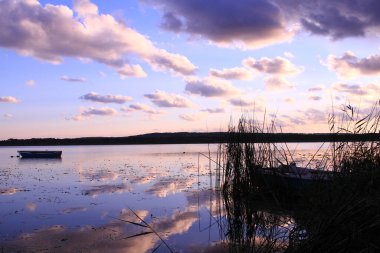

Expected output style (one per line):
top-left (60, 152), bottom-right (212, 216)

top-left (219, 115), bottom-right (299, 253)
top-left (219, 104), bottom-right (380, 252)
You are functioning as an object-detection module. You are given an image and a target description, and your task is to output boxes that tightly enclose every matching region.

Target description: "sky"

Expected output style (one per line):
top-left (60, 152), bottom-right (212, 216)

top-left (1, 0), bottom-right (380, 139)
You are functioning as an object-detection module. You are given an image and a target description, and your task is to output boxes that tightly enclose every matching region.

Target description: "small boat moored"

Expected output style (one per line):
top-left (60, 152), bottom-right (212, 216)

top-left (252, 162), bottom-right (335, 198)
top-left (17, 150), bottom-right (62, 158)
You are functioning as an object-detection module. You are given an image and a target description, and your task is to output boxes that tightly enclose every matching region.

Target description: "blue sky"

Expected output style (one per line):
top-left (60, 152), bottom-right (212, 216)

top-left (1, 0), bottom-right (380, 139)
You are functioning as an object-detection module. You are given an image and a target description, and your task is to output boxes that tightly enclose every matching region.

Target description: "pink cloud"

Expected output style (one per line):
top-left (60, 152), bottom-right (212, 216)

top-left (0, 0), bottom-right (197, 77)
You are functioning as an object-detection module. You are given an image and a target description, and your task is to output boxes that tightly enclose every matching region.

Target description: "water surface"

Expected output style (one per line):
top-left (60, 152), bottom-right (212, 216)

top-left (0, 143), bottom-right (327, 252)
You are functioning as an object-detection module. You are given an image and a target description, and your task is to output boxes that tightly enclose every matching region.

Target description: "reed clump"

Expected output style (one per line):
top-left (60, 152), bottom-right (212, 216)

top-left (220, 104), bottom-right (380, 253)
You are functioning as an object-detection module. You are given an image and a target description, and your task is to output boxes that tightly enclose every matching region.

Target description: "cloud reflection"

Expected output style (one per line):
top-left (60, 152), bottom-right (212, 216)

top-left (1, 204), bottom-right (217, 253)
top-left (60, 207), bottom-right (87, 215)
top-left (82, 183), bottom-right (131, 197)
top-left (0, 187), bottom-right (20, 195)
top-left (145, 177), bottom-right (197, 197)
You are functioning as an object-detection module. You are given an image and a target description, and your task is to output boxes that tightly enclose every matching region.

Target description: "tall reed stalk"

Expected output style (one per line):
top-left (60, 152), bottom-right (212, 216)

top-left (219, 103), bottom-right (380, 252)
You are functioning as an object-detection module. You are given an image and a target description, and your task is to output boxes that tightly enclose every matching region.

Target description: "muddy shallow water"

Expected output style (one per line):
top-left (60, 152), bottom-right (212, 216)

top-left (0, 143), bottom-right (326, 252)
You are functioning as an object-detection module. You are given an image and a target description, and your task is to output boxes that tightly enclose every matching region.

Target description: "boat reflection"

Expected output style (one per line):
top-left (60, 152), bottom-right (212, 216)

top-left (18, 157), bottom-right (62, 164)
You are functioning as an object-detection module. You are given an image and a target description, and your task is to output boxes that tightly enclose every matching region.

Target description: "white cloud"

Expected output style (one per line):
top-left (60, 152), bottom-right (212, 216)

top-left (228, 96), bottom-right (266, 111)
top-left (201, 108), bottom-right (225, 113)
top-left (209, 67), bottom-right (253, 80)
top-left (116, 64), bottom-right (147, 79)
top-left (72, 107), bottom-right (117, 120)
top-left (308, 96), bottom-right (322, 101)
top-left (332, 83), bottom-right (367, 95)
top-left (243, 56), bottom-right (302, 76)
top-left (283, 52), bottom-right (294, 58)
top-left (3, 113), bottom-right (13, 119)
top-left (185, 77), bottom-right (240, 97)
top-left (264, 76), bottom-right (294, 90)
top-left (326, 51), bottom-right (380, 79)
top-left (228, 97), bottom-right (254, 107)
top-left (128, 103), bottom-right (162, 114)
top-left (179, 113), bottom-right (203, 121)
top-left (144, 90), bottom-right (194, 108)
top-left (284, 97), bottom-right (295, 103)
top-left (0, 0), bottom-right (197, 77)
top-left (0, 96), bottom-right (20, 103)
top-left (308, 85), bottom-right (324, 92)
top-left (332, 82), bottom-right (380, 97)
top-left (80, 92), bottom-right (132, 104)
top-left (25, 79), bottom-right (36, 87)
top-left (61, 75), bottom-right (86, 83)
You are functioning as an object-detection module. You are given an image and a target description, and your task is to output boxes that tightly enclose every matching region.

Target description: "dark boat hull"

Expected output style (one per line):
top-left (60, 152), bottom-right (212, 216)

top-left (18, 151), bottom-right (62, 158)
top-left (251, 167), bottom-right (334, 200)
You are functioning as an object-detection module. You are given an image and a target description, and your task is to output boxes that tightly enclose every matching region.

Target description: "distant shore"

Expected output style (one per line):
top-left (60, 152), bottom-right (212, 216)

top-left (1, 132), bottom-right (380, 146)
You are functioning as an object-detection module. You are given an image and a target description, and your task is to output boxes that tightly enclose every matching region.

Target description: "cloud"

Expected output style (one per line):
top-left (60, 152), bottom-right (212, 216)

top-left (301, 108), bottom-right (327, 123)
top-left (153, 210), bottom-right (198, 235)
top-left (308, 96), bottom-right (322, 101)
top-left (80, 170), bottom-right (119, 182)
top-left (25, 79), bottom-right (35, 87)
top-left (142, 0), bottom-right (294, 49)
top-left (283, 52), bottom-right (294, 58)
top-left (280, 115), bottom-right (306, 126)
top-left (120, 107), bottom-right (134, 113)
top-left (331, 83), bottom-right (380, 108)
top-left (243, 56), bottom-right (302, 76)
top-left (2, 216), bottom-right (158, 253)
top-left (0, 96), bottom-right (20, 103)
top-left (80, 92), bottom-right (132, 104)
top-left (264, 76), bottom-right (294, 90)
top-left (60, 207), bottom-right (87, 215)
top-left (185, 77), bottom-right (240, 97)
top-left (145, 0), bottom-right (380, 46)
top-left (179, 113), bottom-right (202, 121)
top-left (209, 67), bottom-right (253, 80)
top-left (284, 97), bottom-right (295, 103)
top-left (0, 0), bottom-right (196, 77)
top-left (144, 90), bottom-right (194, 108)
top-left (116, 64), bottom-right (147, 79)
top-left (308, 85), bottom-right (324, 92)
top-left (201, 108), bottom-right (225, 113)
top-left (228, 97), bottom-right (254, 107)
top-left (128, 103), bottom-right (162, 114)
top-left (288, 0), bottom-right (380, 39)
top-left (332, 82), bottom-right (380, 96)
top-left (61, 75), bottom-right (86, 82)
top-left (26, 202), bottom-right (37, 212)
top-left (82, 183), bottom-right (130, 197)
top-left (3, 113), bottom-right (13, 119)
top-left (326, 52), bottom-right (380, 79)
top-left (145, 177), bottom-right (197, 197)
top-left (0, 187), bottom-right (20, 195)
top-left (72, 107), bottom-right (117, 120)
top-left (280, 108), bottom-right (327, 128)
top-left (228, 96), bottom-right (266, 111)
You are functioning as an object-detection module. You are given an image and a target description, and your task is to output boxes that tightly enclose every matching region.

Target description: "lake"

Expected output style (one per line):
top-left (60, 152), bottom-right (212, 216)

top-left (0, 143), bottom-right (328, 252)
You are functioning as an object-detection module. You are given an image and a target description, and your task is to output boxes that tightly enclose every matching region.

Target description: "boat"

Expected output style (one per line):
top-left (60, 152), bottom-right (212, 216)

top-left (252, 163), bottom-right (335, 198)
top-left (17, 150), bottom-right (62, 158)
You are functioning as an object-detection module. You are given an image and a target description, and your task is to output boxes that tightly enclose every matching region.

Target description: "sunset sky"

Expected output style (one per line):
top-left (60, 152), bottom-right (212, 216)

top-left (1, 0), bottom-right (380, 139)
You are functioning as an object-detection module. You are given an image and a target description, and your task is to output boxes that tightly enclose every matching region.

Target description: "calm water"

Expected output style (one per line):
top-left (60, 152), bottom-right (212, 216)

top-left (0, 144), bottom-right (327, 252)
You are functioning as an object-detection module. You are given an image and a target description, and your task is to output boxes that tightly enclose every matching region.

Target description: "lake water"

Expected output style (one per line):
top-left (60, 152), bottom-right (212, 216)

top-left (0, 143), bottom-right (328, 252)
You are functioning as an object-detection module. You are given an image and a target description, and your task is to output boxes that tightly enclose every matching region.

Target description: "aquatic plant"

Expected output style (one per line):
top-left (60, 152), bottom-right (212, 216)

top-left (219, 103), bottom-right (380, 252)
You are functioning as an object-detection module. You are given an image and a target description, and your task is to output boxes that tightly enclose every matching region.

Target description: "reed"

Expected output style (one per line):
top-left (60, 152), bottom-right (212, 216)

top-left (219, 104), bottom-right (380, 252)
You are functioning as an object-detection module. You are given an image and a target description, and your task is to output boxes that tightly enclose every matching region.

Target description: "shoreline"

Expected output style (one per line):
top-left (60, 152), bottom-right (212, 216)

top-left (1, 132), bottom-right (380, 146)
